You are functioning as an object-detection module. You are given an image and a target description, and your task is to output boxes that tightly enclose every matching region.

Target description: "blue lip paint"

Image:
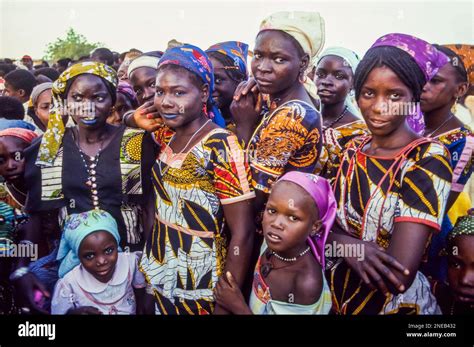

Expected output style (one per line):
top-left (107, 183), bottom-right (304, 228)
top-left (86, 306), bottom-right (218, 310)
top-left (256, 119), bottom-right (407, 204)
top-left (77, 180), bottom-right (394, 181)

top-left (81, 118), bottom-right (98, 125)
top-left (162, 114), bottom-right (178, 120)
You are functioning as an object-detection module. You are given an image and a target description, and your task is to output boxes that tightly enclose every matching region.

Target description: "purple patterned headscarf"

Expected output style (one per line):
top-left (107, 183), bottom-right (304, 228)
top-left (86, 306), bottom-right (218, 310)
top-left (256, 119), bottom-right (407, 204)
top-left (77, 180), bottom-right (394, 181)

top-left (117, 81), bottom-right (138, 108)
top-left (276, 172), bottom-right (336, 268)
top-left (371, 33), bottom-right (449, 134)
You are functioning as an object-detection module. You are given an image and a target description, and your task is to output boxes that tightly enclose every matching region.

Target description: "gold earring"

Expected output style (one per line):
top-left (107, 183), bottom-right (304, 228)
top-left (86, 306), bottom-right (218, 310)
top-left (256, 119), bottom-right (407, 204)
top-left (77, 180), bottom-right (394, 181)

top-left (451, 97), bottom-right (459, 114)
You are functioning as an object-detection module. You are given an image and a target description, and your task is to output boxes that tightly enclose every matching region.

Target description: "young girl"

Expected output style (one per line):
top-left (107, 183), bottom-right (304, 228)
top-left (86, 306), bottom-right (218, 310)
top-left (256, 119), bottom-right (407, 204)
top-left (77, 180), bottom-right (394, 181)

top-left (51, 209), bottom-right (145, 315)
top-left (327, 33), bottom-right (452, 315)
top-left (420, 45), bottom-right (473, 281)
top-left (431, 209), bottom-right (474, 314)
top-left (214, 171), bottom-right (334, 314)
top-left (130, 44), bottom-right (255, 315)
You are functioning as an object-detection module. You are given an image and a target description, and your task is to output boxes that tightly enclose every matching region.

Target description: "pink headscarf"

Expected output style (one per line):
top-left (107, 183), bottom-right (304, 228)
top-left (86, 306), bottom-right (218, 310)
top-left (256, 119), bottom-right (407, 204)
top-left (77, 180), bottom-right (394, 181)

top-left (277, 171), bottom-right (336, 268)
top-left (0, 128), bottom-right (38, 144)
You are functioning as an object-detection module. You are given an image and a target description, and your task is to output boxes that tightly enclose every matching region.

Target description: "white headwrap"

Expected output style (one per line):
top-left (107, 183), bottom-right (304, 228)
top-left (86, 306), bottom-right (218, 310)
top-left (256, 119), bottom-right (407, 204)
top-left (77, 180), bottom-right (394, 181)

top-left (127, 55), bottom-right (160, 78)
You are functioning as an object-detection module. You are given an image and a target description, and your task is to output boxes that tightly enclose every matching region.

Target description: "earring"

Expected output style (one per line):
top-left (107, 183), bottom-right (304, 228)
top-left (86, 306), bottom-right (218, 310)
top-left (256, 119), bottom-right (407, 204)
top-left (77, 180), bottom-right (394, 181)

top-left (202, 103), bottom-right (208, 115)
top-left (299, 71), bottom-right (307, 84)
top-left (451, 97), bottom-right (459, 114)
top-left (349, 89), bottom-right (355, 97)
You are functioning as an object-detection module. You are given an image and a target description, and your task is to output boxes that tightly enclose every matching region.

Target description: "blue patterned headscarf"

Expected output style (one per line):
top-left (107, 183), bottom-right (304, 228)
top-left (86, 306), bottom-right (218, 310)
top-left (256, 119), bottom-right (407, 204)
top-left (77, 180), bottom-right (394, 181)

top-left (206, 41), bottom-right (249, 77)
top-left (57, 209), bottom-right (121, 278)
top-left (158, 44), bottom-right (226, 127)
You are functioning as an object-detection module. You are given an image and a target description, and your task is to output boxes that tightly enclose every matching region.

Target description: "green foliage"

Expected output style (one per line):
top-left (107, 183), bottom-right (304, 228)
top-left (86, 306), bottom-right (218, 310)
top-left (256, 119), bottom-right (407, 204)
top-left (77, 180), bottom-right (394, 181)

top-left (44, 28), bottom-right (104, 61)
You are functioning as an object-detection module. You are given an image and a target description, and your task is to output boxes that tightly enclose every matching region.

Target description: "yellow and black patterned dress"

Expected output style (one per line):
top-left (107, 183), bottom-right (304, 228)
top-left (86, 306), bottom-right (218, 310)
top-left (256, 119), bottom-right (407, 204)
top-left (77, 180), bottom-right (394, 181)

top-left (247, 100), bottom-right (321, 194)
top-left (315, 119), bottom-right (369, 177)
top-left (328, 136), bottom-right (453, 314)
top-left (140, 126), bottom-right (255, 315)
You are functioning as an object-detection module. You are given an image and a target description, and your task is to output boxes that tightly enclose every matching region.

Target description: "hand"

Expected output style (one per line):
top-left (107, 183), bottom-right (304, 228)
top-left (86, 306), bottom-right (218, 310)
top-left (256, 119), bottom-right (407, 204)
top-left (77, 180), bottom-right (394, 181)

top-left (67, 306), bottom-right (103, 315)
top-left (13, 272), bottom-right (50, 315)
top-left (136, 292), bottom-right (156, 315)
top-left (233, 78), bottom-right (259, 102)
top-left (343, 239), bottom-right (410, 295)
top-left (132, 100), bottom-right (163, 132)
top-left (214, 271), bottom-right (251, 314)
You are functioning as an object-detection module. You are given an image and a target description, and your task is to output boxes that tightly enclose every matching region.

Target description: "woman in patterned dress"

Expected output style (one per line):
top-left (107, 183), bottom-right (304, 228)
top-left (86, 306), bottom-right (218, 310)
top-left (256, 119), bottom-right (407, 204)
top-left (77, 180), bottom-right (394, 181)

top-left (131, 44), bottom-right (256, 315)
top-left (326, 34), bottom-right (453, 314)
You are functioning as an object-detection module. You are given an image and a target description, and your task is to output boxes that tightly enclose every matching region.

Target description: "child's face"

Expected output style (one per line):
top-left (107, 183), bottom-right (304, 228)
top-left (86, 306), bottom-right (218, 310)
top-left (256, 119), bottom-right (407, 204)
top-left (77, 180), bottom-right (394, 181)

top-left (0, 136), bottom-right (28, 184)
top-left (447, 235), bottom-right (474, 304)
top-left (262, 181), bottom-right (320, 255)
top-left (79, 230), bottom-right (118, 283)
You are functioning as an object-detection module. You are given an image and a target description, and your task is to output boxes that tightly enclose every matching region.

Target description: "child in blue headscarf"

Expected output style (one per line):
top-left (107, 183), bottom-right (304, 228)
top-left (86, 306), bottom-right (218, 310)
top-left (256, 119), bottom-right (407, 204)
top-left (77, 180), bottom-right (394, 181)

top-left (51, 210), bottom-right (146, 314)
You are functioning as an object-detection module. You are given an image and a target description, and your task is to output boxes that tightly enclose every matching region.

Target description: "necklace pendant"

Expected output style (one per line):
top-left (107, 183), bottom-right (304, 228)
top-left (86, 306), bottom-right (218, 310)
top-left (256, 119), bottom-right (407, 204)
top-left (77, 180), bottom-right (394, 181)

top-left (261, 263), bottom-right (273, 278)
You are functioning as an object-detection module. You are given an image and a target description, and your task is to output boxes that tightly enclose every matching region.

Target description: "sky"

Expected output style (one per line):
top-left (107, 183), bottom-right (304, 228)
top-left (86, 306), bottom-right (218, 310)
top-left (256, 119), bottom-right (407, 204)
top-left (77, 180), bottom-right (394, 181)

top-left (0, 0), bottom-right (472, 60)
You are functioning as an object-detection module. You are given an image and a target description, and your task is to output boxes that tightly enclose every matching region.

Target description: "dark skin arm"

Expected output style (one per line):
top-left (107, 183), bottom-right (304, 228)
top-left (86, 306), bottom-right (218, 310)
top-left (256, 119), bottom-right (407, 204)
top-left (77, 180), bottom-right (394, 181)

top-left (215, 271), bottom-right (253, 314)
top-left (12, 213), bottom-right (50, 314)
top-left (328, 220), bottom-right (431, 295)
top-left (213, 199), bottom-right (255, 314)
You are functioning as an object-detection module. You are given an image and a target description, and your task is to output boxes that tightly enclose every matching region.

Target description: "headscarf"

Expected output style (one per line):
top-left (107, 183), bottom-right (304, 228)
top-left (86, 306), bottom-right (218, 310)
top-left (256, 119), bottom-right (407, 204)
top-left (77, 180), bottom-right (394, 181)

top-left (127, 55), bottom-right (160, 79)
top-left (259, 11), bottom-right (325, 100)
top-left (30, 82), bottom-right (53, 105)
top-left (0, 127), bottom-right (38, 143)
top-left (206, 41), bottom-right (249, 78)
top-left (371, 33), bottom-right (449, 82)
top-left (117, 81), bottom-right (138, 108)
top-left (276, 172), bottom-right (336, 268)
top-left (317, 47), bottom-right (361, 116)
top-left (448, 209), bottom-right (474, 242)
top-left (35, 61), bottom-right (118, 167)
top-left (370, 33), bottom-right (449, 134)
top-left (57, 209), bottom-right (121, 278)
top-left (158, 44), bottom-right (226, 127)
top-left (0, 119), bottom-right (36, 131)
top-left (443, 44), bottom-right (474, 86)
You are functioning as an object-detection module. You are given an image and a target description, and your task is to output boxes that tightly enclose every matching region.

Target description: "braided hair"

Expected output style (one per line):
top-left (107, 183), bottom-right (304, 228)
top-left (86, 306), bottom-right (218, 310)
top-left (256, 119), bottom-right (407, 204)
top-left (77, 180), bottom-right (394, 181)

top-left (354, 46), bottom-right (426, 102)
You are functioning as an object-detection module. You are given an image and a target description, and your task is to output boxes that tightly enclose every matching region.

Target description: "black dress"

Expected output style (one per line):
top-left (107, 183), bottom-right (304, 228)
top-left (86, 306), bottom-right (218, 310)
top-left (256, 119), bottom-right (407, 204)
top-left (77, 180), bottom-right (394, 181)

top-left (24, 125), bottom-right (156, 249)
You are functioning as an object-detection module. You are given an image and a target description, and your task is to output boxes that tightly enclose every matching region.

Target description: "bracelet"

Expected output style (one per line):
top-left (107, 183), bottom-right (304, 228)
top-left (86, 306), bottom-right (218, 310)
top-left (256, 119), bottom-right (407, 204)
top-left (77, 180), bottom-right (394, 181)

top-left (122, 110), bottom-right (135, 126)
top-left (9, 266), bottom-right (29, 281)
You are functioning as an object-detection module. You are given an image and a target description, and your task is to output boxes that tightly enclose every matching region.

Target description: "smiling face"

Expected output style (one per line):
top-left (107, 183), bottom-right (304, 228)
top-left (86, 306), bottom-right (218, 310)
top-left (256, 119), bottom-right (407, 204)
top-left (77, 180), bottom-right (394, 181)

top-left (420, 62), bottom-right (466, 113)
top-left (0, 136), bottom-right (28, 184)
top-left (154, 65), bottom-right (208, 130)
top-left (357, 65), bottom-right (413, 136)
top-left (34, 89), bottom-right (52, 127)
top-left (448, 235), bottom-right (474, 304)
top-left (315, 55), bottom-right (353, 105)
top-left (66, 74), bottom-right (113, 130)
top-left (251, 30), bottom-right (308, 96)
top-left (129, 67), bottom-right (157, 106)
top-left (262, 181), bottom-right (321, 256)
top-left (209, 56), bottom-right (240, 111)
top-left (79, 230), bottom-right (118, 283)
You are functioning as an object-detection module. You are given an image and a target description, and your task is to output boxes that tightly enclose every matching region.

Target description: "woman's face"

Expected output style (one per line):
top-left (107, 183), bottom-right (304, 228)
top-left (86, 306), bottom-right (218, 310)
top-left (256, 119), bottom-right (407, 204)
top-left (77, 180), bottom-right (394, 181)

top-left (315, 55), bottom-right (353, 105)
top-left (420, 62), bottom-right (466, 113)
top-left (209, 56), bottom-right (240, 110)
top-left (66, 74), bottom-right (113, 130)
top-left (0, 136), bottom-right (28, 184)
top-left (251, 30), bottom-right (307, 95)
top-left (357, 65), bottom-right (413, 137)
top-left (129, 67), bottom-right (157, 106)
top-left (154, 66), bottom-right (207, 130)
top-left (448, 236), bottom-right (474, 304)
top-left (34, 89), bottom-right (52, 127)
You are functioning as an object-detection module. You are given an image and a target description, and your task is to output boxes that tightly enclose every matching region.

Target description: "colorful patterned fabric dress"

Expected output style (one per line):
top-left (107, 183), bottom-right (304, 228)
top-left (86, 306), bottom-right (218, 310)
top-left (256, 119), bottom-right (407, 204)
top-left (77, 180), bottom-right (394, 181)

top-left (315, 120), bottom-right (368, 177)
top-left (247, 100), bottom-right (321, 194)
top-left (140, 126), bottom-right (255, 315)
top-left (425, 126), bottom-right (474, 280)
top-left (328, 137), bottom-right (452, 314)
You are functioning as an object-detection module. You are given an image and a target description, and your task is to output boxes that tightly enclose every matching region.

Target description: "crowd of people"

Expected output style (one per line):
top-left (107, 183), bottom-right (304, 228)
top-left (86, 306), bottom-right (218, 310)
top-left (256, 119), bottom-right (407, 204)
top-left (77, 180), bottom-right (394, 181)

top-left (0, 10), bottom-right (472, 315)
